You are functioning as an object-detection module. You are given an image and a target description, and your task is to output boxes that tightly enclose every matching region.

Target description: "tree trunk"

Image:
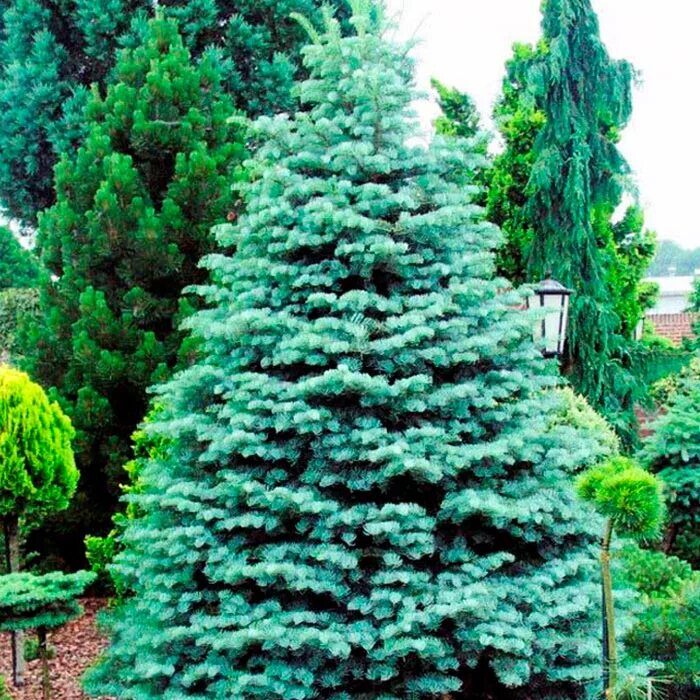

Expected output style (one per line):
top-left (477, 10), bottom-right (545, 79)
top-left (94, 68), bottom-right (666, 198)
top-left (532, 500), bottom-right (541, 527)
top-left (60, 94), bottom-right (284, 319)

top-left (38, 627), bottom-right (51, 700)
top-left (662, 522), bottom-right (678, 555)
top-left (601, 519), bottom-right (617, 699)
top-left (3, 516), bottom-right (25, 687)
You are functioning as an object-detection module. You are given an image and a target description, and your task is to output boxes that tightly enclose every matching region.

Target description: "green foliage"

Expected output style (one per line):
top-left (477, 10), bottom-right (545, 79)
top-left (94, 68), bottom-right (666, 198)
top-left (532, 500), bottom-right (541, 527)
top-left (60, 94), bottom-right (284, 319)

top-left (623, 552), bottom-right (700, 693)
top-left (0, 289), bottom-right (39, 364)
top-left (431, 78), bottom-right (482, 140)
top-left (621, 545), bottom-right (695, 599)
top-left (629, 580), bottom-right (700, 691)
top-left (430, 78), bottom-right (489, 195)
top-left (641, 319), bottom-right (676, 354)
top-left (24, 635), bottom-right (56, 661)
top-left (548, 386), bottom-right (621, 457)
top-left (609, 206), bottom-right (658, 336)
top-left (0, 570), bottom-right (95, 632)
top-left (0, 0), bottom-right (350, 226)
top-left (488, 3), bottom-right (655, 446)
top-left (486, 42), bottom-right (546, 284)
top-left (577, 456), bottom-right (665, 540)
top-left (88, 6), bottom-right (613, 698)
top-left (650, 355), bottom-right (700, 405)
top-left (689, 277), bottom-right (700, 312)
top-left (0, 366), bottom-right (77, 527)
top-left (85, 405), bottom-right (167, 597)
top-left (526, 0), bottom-right (648, 446)
top-left (641, 371), bottom-right (700, 566)
top-left (0, 227), bottom-right (39, 290)
top-left (0, 674), bottom-right (9, 700)
top-left (23, 18), bottom-right (245, 563)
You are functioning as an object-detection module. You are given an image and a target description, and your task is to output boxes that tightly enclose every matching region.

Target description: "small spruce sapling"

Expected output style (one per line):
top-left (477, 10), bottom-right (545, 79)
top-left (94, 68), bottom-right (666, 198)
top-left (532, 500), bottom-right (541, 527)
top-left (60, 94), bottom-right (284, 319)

top-left (577, 456), bottom-right (665, 700)
top-left (0, 571), bottom-right (96, 700)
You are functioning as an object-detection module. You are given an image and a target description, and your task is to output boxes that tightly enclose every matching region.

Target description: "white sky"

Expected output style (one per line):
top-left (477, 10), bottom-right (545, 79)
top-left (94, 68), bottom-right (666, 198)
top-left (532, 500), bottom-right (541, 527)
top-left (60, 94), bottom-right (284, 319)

top-left (385, 0), bottom-right (700, 249)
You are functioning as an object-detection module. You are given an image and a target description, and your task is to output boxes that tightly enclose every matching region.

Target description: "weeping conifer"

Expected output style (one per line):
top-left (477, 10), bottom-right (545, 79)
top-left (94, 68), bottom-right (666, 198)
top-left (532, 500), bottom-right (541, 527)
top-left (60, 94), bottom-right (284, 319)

top-left (525, 0), bottom-right (641, 443)
top-left (88, 3), bottom-right (610, 698)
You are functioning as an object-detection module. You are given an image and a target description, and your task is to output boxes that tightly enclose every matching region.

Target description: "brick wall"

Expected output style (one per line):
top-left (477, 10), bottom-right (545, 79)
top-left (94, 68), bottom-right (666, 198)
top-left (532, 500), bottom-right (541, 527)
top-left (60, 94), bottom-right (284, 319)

top-left (646, 312), bottom-right (698, 345)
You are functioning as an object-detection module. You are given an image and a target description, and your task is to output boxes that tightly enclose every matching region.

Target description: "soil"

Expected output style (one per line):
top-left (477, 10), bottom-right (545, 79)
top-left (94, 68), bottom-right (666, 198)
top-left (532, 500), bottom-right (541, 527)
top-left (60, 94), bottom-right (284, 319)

top-left (0, 599), bottom-right (110, 700)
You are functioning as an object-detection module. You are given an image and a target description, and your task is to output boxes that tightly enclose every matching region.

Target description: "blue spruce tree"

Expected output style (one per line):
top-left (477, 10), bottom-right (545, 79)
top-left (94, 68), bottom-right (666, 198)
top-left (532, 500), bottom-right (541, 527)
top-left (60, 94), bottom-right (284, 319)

top-left (88, 3), bottom-right (611, 697)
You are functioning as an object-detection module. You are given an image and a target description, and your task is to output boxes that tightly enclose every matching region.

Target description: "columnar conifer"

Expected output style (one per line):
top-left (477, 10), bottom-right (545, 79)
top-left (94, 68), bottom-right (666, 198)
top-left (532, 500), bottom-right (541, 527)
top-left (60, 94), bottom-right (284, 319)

top-left (88, 3), bottom-right (611, 698)
top-left (25, 18), bottom-right (244, 560)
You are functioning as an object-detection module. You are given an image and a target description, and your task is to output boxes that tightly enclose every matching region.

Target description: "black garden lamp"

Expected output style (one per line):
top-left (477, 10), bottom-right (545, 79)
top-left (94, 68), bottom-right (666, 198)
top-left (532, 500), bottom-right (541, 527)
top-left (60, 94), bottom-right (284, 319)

top-left (526, 275), bottom-right (573, 359)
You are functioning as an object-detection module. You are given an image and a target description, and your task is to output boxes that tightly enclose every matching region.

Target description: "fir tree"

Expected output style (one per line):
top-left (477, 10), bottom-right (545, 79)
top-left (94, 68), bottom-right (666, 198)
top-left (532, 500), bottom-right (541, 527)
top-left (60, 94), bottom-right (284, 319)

top-left (0, 0), bottom-right (349, 226)
top-left (88, 5), bottom-right (613, 698)
top-left (486, 38), bottom-right (657, 334)
top-left (24, 17), bottom-right (245, 563)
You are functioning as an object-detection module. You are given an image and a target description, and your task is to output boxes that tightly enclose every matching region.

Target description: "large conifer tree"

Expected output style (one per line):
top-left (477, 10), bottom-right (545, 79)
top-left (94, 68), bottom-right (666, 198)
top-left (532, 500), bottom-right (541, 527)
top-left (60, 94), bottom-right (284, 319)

top-left (524, 0), bottom-right (645, 443)
top-left (88, 4), bottom-right (610, 698)
top-left (24, 17), bottom-right (245, 561)
top-left (0, 0), bottom-right (349, 226)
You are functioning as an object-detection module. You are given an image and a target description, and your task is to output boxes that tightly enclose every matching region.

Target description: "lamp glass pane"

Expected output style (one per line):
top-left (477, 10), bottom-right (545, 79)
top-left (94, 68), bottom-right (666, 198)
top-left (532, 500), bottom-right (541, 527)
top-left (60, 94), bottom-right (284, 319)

top-left (542, 292), bottom-right (562, 354)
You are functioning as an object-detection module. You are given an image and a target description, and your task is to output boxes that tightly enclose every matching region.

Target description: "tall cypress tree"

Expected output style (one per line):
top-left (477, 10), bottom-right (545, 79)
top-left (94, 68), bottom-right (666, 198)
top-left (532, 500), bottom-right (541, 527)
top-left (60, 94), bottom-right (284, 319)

top-left (88, 4), bottom-right (610, 697)
top-left (0, 0), bottom-right (349, 226)
top-left (24, 17), bottom-right (245, 563)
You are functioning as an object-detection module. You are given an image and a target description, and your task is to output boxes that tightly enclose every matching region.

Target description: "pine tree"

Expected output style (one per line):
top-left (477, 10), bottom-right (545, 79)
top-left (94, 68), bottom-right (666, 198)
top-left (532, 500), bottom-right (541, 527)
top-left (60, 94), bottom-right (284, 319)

top-left (88, 5), bottom-right (613, 698)
top-left (24, 17), bottom-right (245, 564)
top-left (523, 0), bottom-right (647, 445)
top-left (0, 0), bottom-right (349, 227)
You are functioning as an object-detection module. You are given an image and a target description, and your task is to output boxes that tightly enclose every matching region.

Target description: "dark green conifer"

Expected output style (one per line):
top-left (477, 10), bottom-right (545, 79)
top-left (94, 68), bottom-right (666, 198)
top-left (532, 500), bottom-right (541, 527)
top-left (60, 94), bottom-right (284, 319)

top-left (88, 4), bottom-right (613, 697)
top-left (641, 371), bottom-right (700, 567)
top-left (0, 227), bottom-right (39, 290)
top-left (0, 0), bottom-right (349, 225)
top-left (24, 18), bottom-right (245, 561)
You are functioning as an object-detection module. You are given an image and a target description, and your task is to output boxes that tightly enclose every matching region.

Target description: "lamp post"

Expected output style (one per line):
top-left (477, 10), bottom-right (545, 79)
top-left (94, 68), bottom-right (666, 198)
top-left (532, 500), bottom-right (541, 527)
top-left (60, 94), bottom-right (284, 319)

top-left (526, 276), bottom-right (573, 359)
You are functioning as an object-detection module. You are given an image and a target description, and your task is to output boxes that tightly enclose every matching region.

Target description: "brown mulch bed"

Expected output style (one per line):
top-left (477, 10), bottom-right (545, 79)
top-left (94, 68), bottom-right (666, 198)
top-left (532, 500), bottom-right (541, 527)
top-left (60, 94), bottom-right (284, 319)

top-left (0, 598), bottom-right (110, 700)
